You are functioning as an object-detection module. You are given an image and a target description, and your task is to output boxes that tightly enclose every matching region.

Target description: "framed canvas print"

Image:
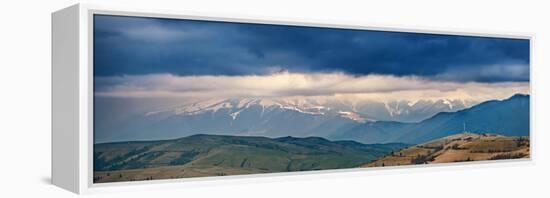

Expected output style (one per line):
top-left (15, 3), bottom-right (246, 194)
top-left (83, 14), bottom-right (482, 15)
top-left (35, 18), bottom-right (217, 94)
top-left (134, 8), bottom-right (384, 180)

top-left (52, 4), bottom-right (533, 194)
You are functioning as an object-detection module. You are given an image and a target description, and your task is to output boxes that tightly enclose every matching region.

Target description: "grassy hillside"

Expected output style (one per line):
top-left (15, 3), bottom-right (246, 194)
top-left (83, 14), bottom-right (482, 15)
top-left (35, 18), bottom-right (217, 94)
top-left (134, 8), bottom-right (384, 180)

top-left (94, 134), bottom-right (407, 183)
top-left (363, 133), bottom-right (529, 167)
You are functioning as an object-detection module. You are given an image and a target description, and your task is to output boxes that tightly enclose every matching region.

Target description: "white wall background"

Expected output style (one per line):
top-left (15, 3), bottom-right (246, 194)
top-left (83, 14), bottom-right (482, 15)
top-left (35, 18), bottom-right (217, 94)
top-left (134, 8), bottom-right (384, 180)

top-left (0, 0), bottom-right (548, 197)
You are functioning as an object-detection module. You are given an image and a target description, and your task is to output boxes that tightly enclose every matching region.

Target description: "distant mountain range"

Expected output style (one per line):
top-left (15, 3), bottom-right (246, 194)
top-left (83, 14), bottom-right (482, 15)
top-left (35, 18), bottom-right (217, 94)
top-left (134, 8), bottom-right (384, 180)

top-left (147, 97), bottom-right (475, 123)
top-left (95, 96), bottom-right (476, 143)
top-left (95, 94), bottom-right (529, 145)
top-left (94, 134), bottom-right (407, 182)
top-left (332, 94), bottom-right (529, 144)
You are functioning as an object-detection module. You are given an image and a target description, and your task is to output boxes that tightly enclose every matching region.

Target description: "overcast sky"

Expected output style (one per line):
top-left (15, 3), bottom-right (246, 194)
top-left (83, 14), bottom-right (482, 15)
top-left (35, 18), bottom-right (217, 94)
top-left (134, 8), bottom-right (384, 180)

top-left (93, 15), bottom-right (530, 101)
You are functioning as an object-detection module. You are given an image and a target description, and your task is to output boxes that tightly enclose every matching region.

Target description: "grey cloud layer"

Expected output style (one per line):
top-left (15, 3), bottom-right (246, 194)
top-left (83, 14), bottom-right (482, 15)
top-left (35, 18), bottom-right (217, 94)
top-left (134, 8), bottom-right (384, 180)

top-left (95, 73), bottom-right (529, 102)
top-left (94, 15), bottom-right (530, 83)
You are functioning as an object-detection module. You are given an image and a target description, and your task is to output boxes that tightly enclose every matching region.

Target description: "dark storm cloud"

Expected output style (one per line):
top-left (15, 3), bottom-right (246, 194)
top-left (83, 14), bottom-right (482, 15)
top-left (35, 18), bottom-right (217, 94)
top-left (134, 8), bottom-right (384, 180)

top-left (93, 15), bottom-right (530, 82)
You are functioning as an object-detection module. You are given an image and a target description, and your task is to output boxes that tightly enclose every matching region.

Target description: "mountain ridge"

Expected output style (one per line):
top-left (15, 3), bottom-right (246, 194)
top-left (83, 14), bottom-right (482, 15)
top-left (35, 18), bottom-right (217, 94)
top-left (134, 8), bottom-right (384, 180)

top-left (332, 94), bottom-right (529, 144)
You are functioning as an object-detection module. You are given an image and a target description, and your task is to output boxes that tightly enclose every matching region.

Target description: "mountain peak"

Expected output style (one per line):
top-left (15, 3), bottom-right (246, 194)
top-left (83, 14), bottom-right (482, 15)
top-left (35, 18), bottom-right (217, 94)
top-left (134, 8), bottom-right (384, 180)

top-left (508, 93), bottom-right (529, 100)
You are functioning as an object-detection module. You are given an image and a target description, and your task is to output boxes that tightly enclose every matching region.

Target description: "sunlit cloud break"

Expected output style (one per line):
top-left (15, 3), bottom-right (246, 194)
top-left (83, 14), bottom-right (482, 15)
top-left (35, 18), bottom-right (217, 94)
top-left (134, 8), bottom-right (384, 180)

top-left (95, 72), bottom-right (529, 102)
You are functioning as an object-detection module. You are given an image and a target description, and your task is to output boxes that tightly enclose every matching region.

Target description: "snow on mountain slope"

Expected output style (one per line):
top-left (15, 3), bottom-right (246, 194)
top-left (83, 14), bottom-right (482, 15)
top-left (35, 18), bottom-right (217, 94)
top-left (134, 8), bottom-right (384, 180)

top-left (146, 97), bottom-right (476, 123)
top-left (148, 98), bottom-right (329, 117)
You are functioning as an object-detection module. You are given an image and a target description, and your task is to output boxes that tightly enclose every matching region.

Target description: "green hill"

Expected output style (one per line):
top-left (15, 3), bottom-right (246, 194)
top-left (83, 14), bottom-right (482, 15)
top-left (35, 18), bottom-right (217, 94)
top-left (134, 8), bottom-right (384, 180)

top-left (94, 134), bottom-right (407, 183)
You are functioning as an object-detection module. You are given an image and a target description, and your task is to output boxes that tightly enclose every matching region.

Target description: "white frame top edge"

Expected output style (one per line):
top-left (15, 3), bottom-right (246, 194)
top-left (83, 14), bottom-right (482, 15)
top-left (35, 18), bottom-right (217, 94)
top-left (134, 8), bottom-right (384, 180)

top-left (80, 3), bottom-right (532, 40)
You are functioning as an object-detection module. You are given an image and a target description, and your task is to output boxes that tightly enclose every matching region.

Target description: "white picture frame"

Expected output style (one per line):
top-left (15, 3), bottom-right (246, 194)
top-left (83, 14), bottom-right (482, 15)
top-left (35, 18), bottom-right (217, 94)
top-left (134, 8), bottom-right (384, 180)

top-left (52, 3), bottom-right (535, 194)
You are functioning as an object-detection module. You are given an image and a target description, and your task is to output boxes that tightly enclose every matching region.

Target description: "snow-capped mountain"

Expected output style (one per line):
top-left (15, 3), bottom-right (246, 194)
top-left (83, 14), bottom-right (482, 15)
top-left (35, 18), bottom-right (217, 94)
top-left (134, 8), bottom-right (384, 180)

top-left (148, 98), bottom-right (328, 118)
top-left (147, 97), bottom-right (476, 123)
top-left (94, 97), bottom-right (478, 143)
